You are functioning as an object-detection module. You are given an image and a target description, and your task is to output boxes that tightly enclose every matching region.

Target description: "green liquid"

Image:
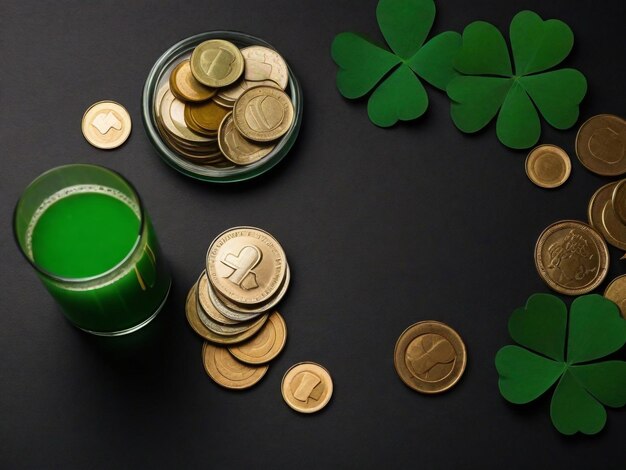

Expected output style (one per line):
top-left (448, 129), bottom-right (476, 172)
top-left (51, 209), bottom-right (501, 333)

top-left (32, 192), bottom-right (140, 278)
top-left (28, 187), bottom-right (171, 334)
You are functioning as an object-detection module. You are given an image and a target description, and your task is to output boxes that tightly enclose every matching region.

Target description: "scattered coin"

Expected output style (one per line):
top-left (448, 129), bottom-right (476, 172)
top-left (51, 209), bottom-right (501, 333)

top-left (281, 362), bottom-right (333, 413)
top-left (525, 144), bottom-right (571, 188)
top-left (535, 220), bottom-right (609, 295)
top-left (233, 86), bottom-right (295, 142)
top-left (206, 226), bottom-right (287, 305)
top-left (190, 39), bottom-right (244, 88)
top-left (229, 312), bottom-right (287, 364)
top-left (202, 341), bottom-right (268, 390)
top-left (612, 179), bottom-right (626, 225)
top-left (576, 114), bottom-right (626, 176)
top-left (154, 39), bottom-right (293, 169)
top-left (394, 321), bottom-right (467, 394)
top-left (169, 60), bottom-right (216, 102)
top-left (82, 101), bottom-right (131, 149)
top-left (604, 275), bottom-right (626, 319)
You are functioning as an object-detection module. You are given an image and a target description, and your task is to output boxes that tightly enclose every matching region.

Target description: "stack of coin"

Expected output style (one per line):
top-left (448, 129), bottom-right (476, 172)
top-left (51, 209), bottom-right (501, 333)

top-left (185, 226), bottom-right (291, 389)
top-left (588, 179), bottom-right (626, 252)
top-left (155, 39), bottom-right (294, 168)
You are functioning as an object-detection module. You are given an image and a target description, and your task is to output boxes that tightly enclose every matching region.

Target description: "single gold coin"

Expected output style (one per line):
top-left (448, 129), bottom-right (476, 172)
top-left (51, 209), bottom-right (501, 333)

top-left (81, 100), bottom-right (131, 149)
top-left (525, 144), bottom-right (571, 188)
top-left (604, 275), bottom-right (626, 319)
top-left (169, 60), bottom-right (216, 102)
top-left (535, 220), bottom-right (609, 295)
top-left (233, 86), bottom-right (294, 142)
top-left (190, 39), bottom-right (244, 88)
top-left (241, 46), bottom-right (289, 88)
top-left (185, 284), bottom-right (267, 345)
top-left (612, 179), bottom-right (626, 225)
top-left (206, 226), bottom-right (287, 305)
top-left (188, 100), bottom-right (230, 133)
top-left (576, 114), bottom-right (626, 176)
top-left (588, 182), bottom-right (626, 251)
top-left (394, 321), bottom-right (466, 394)
top-left (218, 112), bottom-right (275, 165)
top-left (228, 312), bottom-right (287, 364)
top-left (202, 342), bottom-right (268, 390)
top-left (281, 362), bottom-right (333, 413)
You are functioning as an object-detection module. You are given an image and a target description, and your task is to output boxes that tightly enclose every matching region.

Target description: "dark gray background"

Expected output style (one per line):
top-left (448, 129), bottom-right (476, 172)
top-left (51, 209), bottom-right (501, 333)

top-left (1, 0), bottom-right (625, 468)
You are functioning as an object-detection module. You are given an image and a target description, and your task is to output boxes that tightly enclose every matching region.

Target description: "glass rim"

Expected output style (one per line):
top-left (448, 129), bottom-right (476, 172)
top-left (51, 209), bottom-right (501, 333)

top-left (13, 163), bottom-right (147, 284)
top-left (141, 30), bottom-right (303, 183)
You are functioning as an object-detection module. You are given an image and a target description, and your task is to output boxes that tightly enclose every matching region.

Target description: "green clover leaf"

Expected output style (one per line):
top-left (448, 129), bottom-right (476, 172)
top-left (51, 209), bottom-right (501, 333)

top-left (495, 293), bottom-right (626, 435)
top-left (447, 11), bottom-right (587, 149)
top-left (331, 0), bottom-right (461, 127)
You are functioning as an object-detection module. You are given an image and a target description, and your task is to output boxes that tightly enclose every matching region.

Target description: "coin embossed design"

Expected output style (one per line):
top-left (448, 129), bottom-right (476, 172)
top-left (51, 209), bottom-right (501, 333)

top-left (576, 114), bottom-right (626, 176)
top-left (202, 342), bottom-right (268, 390)
top-left (394, 321), bottom-right (466, 394)
top-left (241, 46), bottom-right (289, 88)
top-left (587, 182), bottom-right (626, 251)
top-left (233, 86), bottom-right (294, 142)
top-left (281, 362), bottom-right (333, 413)
top-left (228, 312), bottom-right (287, 364)
top-left (191, 40), bottom-right (244, 88)
top-left (82, 101), bottom-right (132, 149)
top-left (169, 60), bottom-right (216, 102)
top-left (185, 285), bottom-right (267, 344)
top-left (535, 220), bottom-right (609, 295)
top-left (612, 179), bottom-right (626, 225)
top-left (525, 144), bottom-right (571, 189)
top-left (218, 112), bottom-right (275, 165)
top-left (604, 275), bottom-right (626, 319)
top-left (207, 227), bottom-right (287, 305)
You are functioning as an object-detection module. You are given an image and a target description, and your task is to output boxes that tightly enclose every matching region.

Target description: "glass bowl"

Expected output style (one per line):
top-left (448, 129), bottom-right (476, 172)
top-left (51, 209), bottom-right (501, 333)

top-left (141, 31), bottom-right (303, 183)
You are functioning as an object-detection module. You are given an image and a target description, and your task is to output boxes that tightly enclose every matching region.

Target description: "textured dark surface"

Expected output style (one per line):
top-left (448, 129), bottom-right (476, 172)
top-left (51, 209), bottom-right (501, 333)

top-left (1, 1), bottom-right (625, 468)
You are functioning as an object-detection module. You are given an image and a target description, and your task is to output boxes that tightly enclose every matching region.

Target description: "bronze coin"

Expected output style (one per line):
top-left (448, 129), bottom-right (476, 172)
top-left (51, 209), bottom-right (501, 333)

top-left (394, 321), bottom-right (467, 394)
top-left (612, 179), bottom-right (626, 225)
top-left (169, 59), bottom-right (216, 102)
top-left (202, 342), bottom-right (268, 390)
top-left (588, 182), bottom-right (626, 251)
top-left (604, 275), bottom-right (626, 319)
top-left (535, 220), bottom-right (609, 295)
top-left (281, 362), bottom-right (333, 413)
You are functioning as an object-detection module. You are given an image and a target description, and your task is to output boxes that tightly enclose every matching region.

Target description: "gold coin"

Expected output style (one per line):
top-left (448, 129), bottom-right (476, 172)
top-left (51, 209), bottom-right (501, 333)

top-left (184, 104), bottom-right (218, 137)
top-left (394, 321), bottom-right (466, 394)
top-left (188, 100), bottom-right (230, 133)
top-left (214, 264), bottom-right (291, 316)
top-left (525, 144), bottom-right (571, 188)
top-left (169, 59), bottom-right (216, 102)
top-left (206, 272), bottom-right (265, 322)
top-left (604, 275), bottom-right (626, 319)
top-left (233, 86), bottom-right (294, 142)
top-left (281, 362), bottom-right (333, 413)
top-left (196, 295), bottom-right (263, 336)
top-left (612, 179), bottom-right (626, 225)
top-left (240, 46), bottom-right (289, 89)
top-left (197, 272), bottom-right (238, 325)
top-left (576, 114), bottom-right (626, 176)
top-left (212, 94), bottom-right (236, 109)
top-left (81, 100), bottom-right (131, 149)
top-left (217, 78), bottom-right (279, 104)
top-left (588, 182), bottom-right (626, 251)
top-left (206, 226), bottom-right (287, 305)
top-left (535, 220), bottom-right (609, 295)
top-left (202, 342), bottom-right (268, 390)
top-left (228, 312), bottom-right (287, 364)
top-left (185, 284), bottom-right (267, 345)
top-left (190, 39), bottom-right (244, 88)
top-left (218, 112), bottom-right (275, 165)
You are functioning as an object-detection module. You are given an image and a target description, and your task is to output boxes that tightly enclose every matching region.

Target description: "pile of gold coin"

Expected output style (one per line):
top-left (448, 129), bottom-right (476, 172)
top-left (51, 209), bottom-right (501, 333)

top-left (394, 321), bottom-right (467, 394)
top-left (185, 227), bottom-right (290, 389)
top-left (155, 39), bottom-right (294, 168)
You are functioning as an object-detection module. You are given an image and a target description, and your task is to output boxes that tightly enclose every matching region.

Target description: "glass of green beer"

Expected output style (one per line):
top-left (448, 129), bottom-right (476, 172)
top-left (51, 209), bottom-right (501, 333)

top-left (13, 164), bottom-right (171, 336)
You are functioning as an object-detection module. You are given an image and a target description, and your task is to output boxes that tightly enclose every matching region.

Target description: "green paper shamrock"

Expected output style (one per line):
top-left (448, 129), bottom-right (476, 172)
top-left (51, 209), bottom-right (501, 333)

top-left (447, 10), bottom-right (587, 149)
top-left (331, 0), bottom-right (461, 127)
top-left (496, 294), bottom-right (626, 435)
